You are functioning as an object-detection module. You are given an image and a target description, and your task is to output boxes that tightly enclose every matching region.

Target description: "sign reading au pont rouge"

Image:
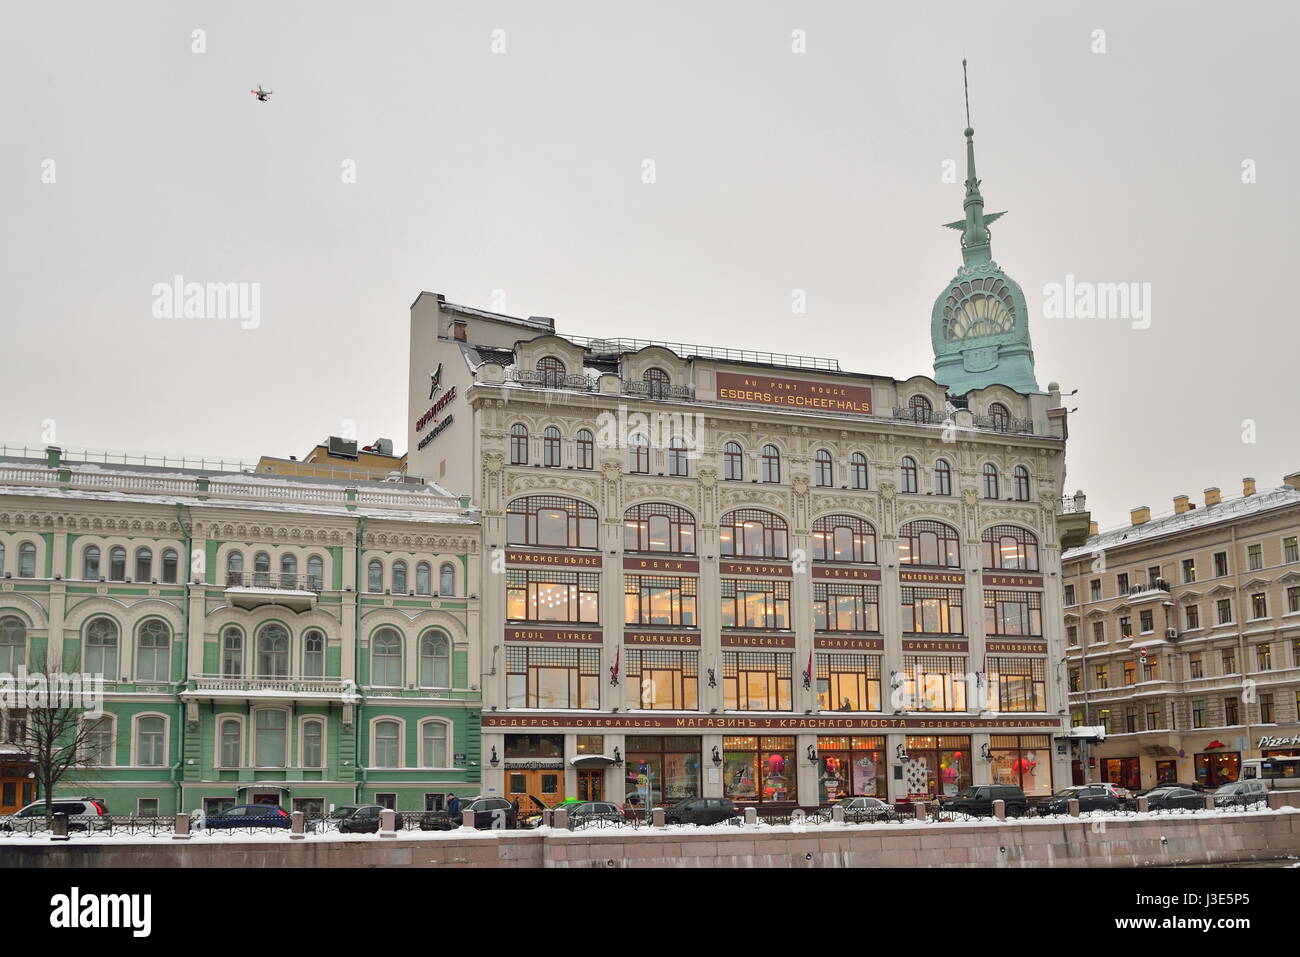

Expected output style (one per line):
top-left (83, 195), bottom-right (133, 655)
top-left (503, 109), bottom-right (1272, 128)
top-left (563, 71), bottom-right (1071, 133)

top-left (716, 372), bottom-right (872, 415)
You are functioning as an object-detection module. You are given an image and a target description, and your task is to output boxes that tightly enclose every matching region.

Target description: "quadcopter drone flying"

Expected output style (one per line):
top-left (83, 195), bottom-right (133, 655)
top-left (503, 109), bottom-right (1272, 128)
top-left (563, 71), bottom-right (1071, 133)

top-left (250, 85), bottom-right (273, 102)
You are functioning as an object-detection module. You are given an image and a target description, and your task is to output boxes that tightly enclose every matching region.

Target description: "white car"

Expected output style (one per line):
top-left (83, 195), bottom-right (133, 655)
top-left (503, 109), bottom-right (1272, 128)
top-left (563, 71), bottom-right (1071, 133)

top-left (0, 797), bottom-right (112, 832)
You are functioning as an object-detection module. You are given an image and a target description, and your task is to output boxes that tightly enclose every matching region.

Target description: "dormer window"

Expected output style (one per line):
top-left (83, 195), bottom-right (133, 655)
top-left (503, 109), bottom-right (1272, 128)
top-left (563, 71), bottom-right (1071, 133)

top-left (538, 356), bottom-right (566, 388)
top-left (988, 402), bottom-right (1011, 432)
top-left (644, 367), bottom-right (670, 399)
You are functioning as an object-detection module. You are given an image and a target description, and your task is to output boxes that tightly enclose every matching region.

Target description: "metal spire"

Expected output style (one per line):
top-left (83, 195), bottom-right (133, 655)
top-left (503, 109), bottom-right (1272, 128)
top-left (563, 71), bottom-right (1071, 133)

top-left (963, 58), bottom-right (971, 130)
top-left (941, 59), bottom-right (1005, 265)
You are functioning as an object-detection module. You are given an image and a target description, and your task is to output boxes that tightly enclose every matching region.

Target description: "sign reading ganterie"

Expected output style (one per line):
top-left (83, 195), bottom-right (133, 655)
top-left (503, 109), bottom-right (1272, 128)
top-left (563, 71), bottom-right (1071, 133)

top-left (506, 550), bottom-right (602, 568)
top-left (716, 372), bottom-right (872, 415)
top-left (483, 713), bottom-right (1064, 731)
top-left (900, 638), bottom-right (969, 653)
top-left (504, 627), bottom-right (602, 644)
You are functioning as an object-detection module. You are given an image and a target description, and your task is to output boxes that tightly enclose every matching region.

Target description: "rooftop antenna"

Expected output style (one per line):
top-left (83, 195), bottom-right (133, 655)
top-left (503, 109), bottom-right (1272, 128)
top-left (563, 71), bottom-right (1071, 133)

top-left (962, 57), bottom-right (971, 130)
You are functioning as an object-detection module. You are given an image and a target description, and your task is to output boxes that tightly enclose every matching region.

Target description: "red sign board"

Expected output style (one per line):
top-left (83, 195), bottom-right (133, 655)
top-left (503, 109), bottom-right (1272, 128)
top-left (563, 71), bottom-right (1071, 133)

top-left (716, 372), bottom-right (872, 415)
top-left (720, 560), bottom-right (792, 578)
top-left (982, 573), bottom-right (1044, 589)
top-left (623, 631), bottom-right (702, 647)
top-left (899, 570), bottom-right (965, 586)
top-left (900, 638), bottom-right (969, 653)
top-left (482, 713), bottom-right (1064, 731)
top-left (814, 636), bottom-right (885, 651)
top-left (720, 633), bottom-right (796, 649)
top-left (504, 627), bottom-right (602, 644)
top-left (985, 640), bottom-right (1048, 655)
top-left (623, 556), bottom-right (699, 573)
top-left (811, 565), bottom-right (882, 582)
top-left (505, 550), bottom-right (602, 568)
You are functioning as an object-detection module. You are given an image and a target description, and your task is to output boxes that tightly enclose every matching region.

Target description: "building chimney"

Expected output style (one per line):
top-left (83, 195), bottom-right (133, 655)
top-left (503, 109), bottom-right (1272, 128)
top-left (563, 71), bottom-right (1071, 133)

top-left (1173, 495), bottom-right (1190, 515)
top-left (1242, 477), bottom-right (1256, 497)
top-left (1286, 471), bottom-right (1300, 491)
top-left (1130, 506), bottom-right (1151, 526)
top-left (452, 318), bottom-right (467, 342)
top-left (1088, 521), bottom-right (1099, 537)
top-left (1204, 487), bottom-right (1221, 507)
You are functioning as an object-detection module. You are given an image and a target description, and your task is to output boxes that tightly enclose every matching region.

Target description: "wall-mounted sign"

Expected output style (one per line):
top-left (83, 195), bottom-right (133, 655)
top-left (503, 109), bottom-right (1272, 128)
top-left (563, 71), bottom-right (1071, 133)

top-left (814, 636), bottom-right (885, 651)
top-left (506, 550), bottom-right (602, 568)
top-left (982, 573), bottom-right (1044, 588)
top-left (415, 383), bottom-right (458, 450)
top-left (483, 713), bottom-right (1063, 731)
top-left (720, 560), bottom-right (792, 578)
top-left (416, 414), bottom-right (454, 450)
top-left (416, 385), bottom-right (457, 432)
top-left (720, 633), bottom-right (796, 649)
top-left (985, 640), bottom-right (1047, 655)
top-left (899, 570), bottom-right (965, 586)
top-left (900, 638), bottom-right (969, 653)
top-left (428, 362), bottom-right (444, 400)
top-left (716, 372), bottom-right (872, 415)
top-left (1259, 734), bottom-right (1300, 748)
top-left (505, 627), bottom-right (602, 644)
top-left (623, 556), bottom-right (700, 573)
top-left (623, 631), bottom-right (702, 647)
top-left (812, 565), bottom-right (882, 581)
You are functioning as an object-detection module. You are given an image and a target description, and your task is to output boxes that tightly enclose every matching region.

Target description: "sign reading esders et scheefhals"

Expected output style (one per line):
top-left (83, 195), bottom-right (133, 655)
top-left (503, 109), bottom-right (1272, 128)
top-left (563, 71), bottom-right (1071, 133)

top-left (715, 372), bottom-right (872, 414)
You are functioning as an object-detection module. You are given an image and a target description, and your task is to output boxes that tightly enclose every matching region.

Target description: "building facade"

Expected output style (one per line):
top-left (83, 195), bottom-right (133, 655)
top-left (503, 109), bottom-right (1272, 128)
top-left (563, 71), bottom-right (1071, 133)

top-left (0, 447), bottom-right (481, 816)
top-left (1063, 475), bottom-right (1300, 790)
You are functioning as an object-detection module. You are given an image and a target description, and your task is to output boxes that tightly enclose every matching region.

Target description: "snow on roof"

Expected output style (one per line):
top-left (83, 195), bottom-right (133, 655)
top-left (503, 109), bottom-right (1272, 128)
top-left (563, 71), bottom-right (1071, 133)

top-left (1064, 485), bottom-right (1300, 560)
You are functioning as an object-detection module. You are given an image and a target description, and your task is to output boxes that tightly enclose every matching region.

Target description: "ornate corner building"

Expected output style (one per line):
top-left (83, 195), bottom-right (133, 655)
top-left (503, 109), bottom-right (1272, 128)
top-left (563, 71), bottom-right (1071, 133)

top-left (404, 121), bottom-right (1089, 808)
top-left (0, 448), bottom-right (482, 816)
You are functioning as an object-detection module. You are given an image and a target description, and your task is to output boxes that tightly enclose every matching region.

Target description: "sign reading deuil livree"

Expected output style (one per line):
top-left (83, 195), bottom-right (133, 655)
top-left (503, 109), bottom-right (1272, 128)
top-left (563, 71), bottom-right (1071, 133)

top-left (715, 372), bottom-right (872, 414)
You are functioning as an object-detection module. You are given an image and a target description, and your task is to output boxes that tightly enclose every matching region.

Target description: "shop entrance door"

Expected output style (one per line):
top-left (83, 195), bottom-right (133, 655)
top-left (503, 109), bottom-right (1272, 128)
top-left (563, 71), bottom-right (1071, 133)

top-left (576, 769), bottom-right (604, 802)
top-left (505, 769), bottom-right (563, 812)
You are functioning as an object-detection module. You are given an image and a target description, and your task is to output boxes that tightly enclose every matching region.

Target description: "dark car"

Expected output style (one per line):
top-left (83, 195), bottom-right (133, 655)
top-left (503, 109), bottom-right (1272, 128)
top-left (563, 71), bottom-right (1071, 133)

top-left (201, 804), bottom-right (291, 829)
top-left (566, 801), bottom-right (624, 829)
top-left (663, 797), bottom-right (741, 826)
top-left (1039, 784), bottom-right (1122, 815)
top-left (1144, 787), bottom-right (1206, 811)
top-left (1213, 780), bottom-right (1269, 808)
top-left (945, 785), bottom-right (1029, 817)
top-left (335, 804), bottom-right (404, 834)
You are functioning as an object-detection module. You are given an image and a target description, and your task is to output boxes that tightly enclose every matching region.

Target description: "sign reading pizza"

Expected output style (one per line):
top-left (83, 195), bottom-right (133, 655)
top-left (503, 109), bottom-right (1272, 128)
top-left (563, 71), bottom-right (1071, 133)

top-left (716, 372), bottom-right (872, 415)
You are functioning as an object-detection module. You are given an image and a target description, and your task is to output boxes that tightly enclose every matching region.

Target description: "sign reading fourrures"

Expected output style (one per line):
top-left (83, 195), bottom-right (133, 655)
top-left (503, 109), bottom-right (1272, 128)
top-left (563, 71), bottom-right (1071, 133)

top-left (504, 627), bottom-right (602, 644)
top-left (505, 550), bottom-right (602, 568)
top-left (482, 714), bottom-right (1066, 731)
top-left (623, 631), bottom-right (702, 647)
top-left (716, 372), bottom-right (873, 414)
top-left (899, 570), bottom-right (965, 585)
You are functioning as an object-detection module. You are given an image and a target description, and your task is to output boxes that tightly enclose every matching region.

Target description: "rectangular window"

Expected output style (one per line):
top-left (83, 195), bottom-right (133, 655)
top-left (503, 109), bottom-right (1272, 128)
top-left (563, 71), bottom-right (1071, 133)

top-left (506, 569), bottom-right (600, 624)
top-left (720, 579), bottom-right (791, 630)
top-left (1143, 657), bottom-right (1159, 681)
top-left (1289, 587), bottom-right (1300, 615)
top-left (815, 654), bottom-right (882, 711)
top-left (1222, 648), bottom-right (1237, 674)
top-left (1120, 616), bottom-right (1133, 639)
top-left (983, 590), bottom-right (1043, 637)
top-left (1117, 573), bottom-right (1129, 594)
top-left (1146, 706), bottom-right (1161, 731)
top-left (1090, 579), bottom-right (1101, 601)
top-left (1182, 558), bottom-right (1196, 583)
top-left (1092, 621), bottom-right (1105, 644)
top-left (1122, 660), bottom-right (1136, 685)
top-left (813, 582), bottom-right (880, 632)
top-left (1139, 610), bottom-right (1154, 633)
top-left (1125, 708), bottom-right (1137, 733)
top-left (624, 649), bottom-right (698, 710)
top-left (1260, 693), bottom-right (1274, 724)
top-left (902, 655), bottom-right (968, 712)
top-left (1192, 699), bottom-right (1206, 729)
top-left (1217, 598), bottom-right (1233, 625)
top-left (506, 646), bottom-right (601, 710)
top-left (722, 652), bottom-right (792, 712)
top-left (1286, 536), bottom-right (1299, 564)
top-left (624, 575), bottom-right (697, 627)
top-left (1064, 584), bottom-right (1075, 606)
top-left (1214, 552), bottom-right (1228, 577)
top-left (1067, 625), bottom-right (1078, 646)
top-left (987, 656), bottom-right (1046, 712)
top-left (1248, 544), bottom-right (1263, 571)
top-left (1186, 605), bottom-right (1200, 630)
top-left (1188, 653), bottom-right (1203, 679)
top-left (1251, 593), bottom-right (1268, 620)
top-left (138, 798), bottom-right (159, 816)
top-left (1094, 663), bottom-right (1109, 689)
top-left (1224, 697), bottom-right (1239, 725)
top-left (1147, 565), bottom-right (1161, 586)
top-left (900, 587), bottom-right (964, 634)
top-left (1257, 643), bottom-right (1272, 670)
top-left (1068, 668), bottom-right (1080, 692)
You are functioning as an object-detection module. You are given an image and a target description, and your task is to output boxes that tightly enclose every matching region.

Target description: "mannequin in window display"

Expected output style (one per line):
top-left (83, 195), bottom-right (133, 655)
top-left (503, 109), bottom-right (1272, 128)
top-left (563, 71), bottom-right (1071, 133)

top-left (765, 753), bottom-right (788, 801)
top-left (940, 752), bottom-right (963, 796)
top-left (820, 756), bottom-right (844, 802)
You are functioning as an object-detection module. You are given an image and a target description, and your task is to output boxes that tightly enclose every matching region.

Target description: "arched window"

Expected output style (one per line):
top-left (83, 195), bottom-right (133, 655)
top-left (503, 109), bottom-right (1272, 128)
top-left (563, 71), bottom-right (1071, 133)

top-left (136, 716), bottom-right (166, 767)
top-left (723, 442), bottom-right (744, 481)
top-left (908, 395), bottom-right (933, 421)
top-left (669, 436), bottom-right (688, 476)
top-left (982, 463), bottom-right (1000, 499)
top-left (0, 617), bottom-right (25, 673)
top-left (109, 546), bottom-right (126, 581)
top-left (280, 554), bottom-right (297, 582)
top-left (18, 542), bottom-right (37, 578)
top-left (420, 632), bottom-right (450, 688)
top-left (719, 509), bottom-right (789, 559)
top-left (761, 445), bottom-right (781, 484)
top-left (220, 719), bottom-right (242, 768)
top-left (538, 356), bottom-right (566, 387)
top-left (254, 710), bottom-right (287, 768)
top-left (136, 620), bottom-right (170, 682)
top-left (1013, 465), bottom-right (1031, 502)
top-left (934, 459), bottom-right (952, 496)
top-left (133, 547), bottom-right (152, 582)
top-left (575, 429), bottom-right (594, 470)
top-left (644, 367), bottom-right (670, 399)
top-left (253, 552), bottom-right (270, 587)
top-left (371, 628), bottom-right (402, 687)
top-left (83, 545), bottom-right (101, 580)
top-left (226, 550), bottom-right (243, 584)
top-left (86, 618), bottom-right (119, 677)
top-left (367, 559), bottom-right (384, 593)
top-left (302, 719), bottom-right (324, 768)
top-left (543, 426), bottom-right (562, 467)
top-left (850, 452), bottom-right (868, 490)
top-left (510, 423), bottom-right (529, 465)
top-left (439, 563), bottom-right (456, 596)
top-left (899, 456), bottom-right (918, 494)
top-left (422, 721), bottom-right (449, 768)
top-left (897, 520), bottom-right (962, 568)
top-left (161, 548), bottom-right (179, 584)
top-left (307, 554), bottom-right (324, 589)
top-left (814, 449), bottom-right (834, 487)
top-left (374, 720), bottom-right (401, 768)
top-left (988, 402), bottom-right (1011, 431)
top-left (812, 515), bottom-right (878, 563)
top-left (416, 562), bottom-right (432, 595)
top-left (221, 627), bottom-right (243, 677)
top-left (506, 495), bottom-right (599, 549)
top-left (83, 716), bottom-right (114, 766)
top-left (392, 560), bottom-right (408, 594)
top-left (628, 432), bottom-right (649, 473)
top-left (303, 630), bottom-right (324, 678)
top-left (256, 624), bottom-right (289, 678)
top-left (982, 525), bottom-right (1040, 571)
top-left (624, 503), bottom-right (696, 554)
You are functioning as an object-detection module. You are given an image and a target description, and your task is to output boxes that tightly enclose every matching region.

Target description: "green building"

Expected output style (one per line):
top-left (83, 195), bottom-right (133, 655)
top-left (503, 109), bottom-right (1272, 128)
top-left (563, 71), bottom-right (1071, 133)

top-left (0, 445), bottom-right (482, 816)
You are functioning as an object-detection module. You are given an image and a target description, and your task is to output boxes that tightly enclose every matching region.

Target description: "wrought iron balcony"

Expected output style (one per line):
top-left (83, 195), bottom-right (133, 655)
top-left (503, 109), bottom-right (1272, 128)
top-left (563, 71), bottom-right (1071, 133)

top-left (622, 379), bottom-right (696, 400)
top-left (224, 572), bottom-right (322, 611)
top-left (506, 368), bottom-right (596, 391)
top-left (892, 406), bottom-right (952, 426)
top-left (226, 572), bottom-right (323, 592)
top-left (972, 413), bottom-right (1034, 434)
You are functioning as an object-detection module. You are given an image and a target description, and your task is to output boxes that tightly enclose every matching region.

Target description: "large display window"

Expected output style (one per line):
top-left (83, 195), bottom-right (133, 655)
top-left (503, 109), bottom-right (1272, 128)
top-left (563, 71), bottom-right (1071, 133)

top-left (990, 734), bottom-right (1052, 795)
top-left (623, 736), bottom-right (701, 809)
top-left (723, 736), bottom-right (797, 804)
top-left (816, 736), bottom-right (886, 801)
top-left (902, 735), bottom-right (971, 798)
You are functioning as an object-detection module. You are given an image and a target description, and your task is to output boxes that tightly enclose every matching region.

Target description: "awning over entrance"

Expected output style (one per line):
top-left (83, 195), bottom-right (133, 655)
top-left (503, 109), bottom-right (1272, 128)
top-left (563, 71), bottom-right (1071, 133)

top-left (1058, 726), bottom-right (1107, 742)
top-left (569, 754), bottom-right (615, 768)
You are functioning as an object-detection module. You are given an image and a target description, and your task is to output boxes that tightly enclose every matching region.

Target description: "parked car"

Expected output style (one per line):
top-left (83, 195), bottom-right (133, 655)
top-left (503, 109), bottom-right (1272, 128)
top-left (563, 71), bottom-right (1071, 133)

top-left (566, 801), bottom-right (624, 828)
top-left (1039, 784), bottom-right (1122, 815)
top-left (945, 785), bottom-right (1030, 817)
top-left (1213, 779), bottom-right (1269, 808)
top-left (334, 804), bottom-right (404, 833)
top-left (663, 797), bottom-right (741, 826)
top-left (200, 804), bottom-right (292, 829)
top-left (0, 797), bottom-right (111, 832)
top-left (812, 796), bottom-right (895, 823)
top-left (1143, 787), bottom-right (1206, 811)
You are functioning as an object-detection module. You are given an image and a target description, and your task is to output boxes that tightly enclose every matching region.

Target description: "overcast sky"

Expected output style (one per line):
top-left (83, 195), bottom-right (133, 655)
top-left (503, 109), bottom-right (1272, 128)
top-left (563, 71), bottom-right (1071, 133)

top-left (2, 1), bottom-right (1296, 530)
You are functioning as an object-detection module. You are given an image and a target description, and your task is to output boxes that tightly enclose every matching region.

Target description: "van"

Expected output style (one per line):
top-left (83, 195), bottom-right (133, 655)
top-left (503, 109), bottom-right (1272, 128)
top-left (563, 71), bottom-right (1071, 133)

top-left (1241, 756), bottom-right (1300, 790)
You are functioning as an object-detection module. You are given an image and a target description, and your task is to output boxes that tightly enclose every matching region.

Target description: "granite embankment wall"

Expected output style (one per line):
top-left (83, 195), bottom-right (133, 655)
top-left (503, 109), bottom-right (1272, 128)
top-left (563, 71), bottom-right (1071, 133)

top-left (3, 810), bottom-right (1299, 868)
